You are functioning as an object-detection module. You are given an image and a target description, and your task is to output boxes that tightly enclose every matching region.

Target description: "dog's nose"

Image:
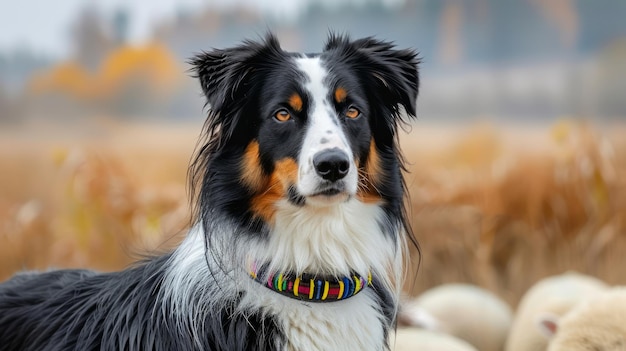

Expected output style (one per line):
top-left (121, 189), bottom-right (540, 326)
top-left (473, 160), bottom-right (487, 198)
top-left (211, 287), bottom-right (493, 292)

top-left (313, 149), bottom-right (350, 182)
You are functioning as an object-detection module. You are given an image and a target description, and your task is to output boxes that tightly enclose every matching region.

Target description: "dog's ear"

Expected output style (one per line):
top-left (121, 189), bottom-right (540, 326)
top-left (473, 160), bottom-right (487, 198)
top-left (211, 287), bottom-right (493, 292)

top-left (359, 38), bottom-right (420, 119)
top-left (189, 34), bottom-right (283, 143)
top-left (325, 34), bottom-right (420, 120)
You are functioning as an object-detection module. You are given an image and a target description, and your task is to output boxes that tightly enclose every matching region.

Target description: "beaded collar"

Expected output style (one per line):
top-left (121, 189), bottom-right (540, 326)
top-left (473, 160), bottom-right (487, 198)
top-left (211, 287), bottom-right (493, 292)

top-left (249, 264), bottom-right (372, 302)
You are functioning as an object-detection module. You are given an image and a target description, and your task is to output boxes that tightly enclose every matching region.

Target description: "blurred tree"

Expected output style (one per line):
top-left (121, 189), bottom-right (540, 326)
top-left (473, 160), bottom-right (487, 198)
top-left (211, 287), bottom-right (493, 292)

top-left (72, 5), bottom-right (113, 72)
top-left (24, 43), bottom-right (182, 119)
top-left (595, 39), bottom-right (626, 118)
top-left (100, 44), bottom-right (179, 95)
top-left (0, 84), bottom-right (12, 123)
top-left (530, 0), bottom-right (578, 49)
top-left (112, 9), bottom-right (130, 46)
top-left (0, 49), bottom-right (52, 95)
top-left (438, 0), bottom-right (464, 66)
top-left (28, 62), bottom-right (95, 99)
top-left (99, 43), bottom-right (181, 112)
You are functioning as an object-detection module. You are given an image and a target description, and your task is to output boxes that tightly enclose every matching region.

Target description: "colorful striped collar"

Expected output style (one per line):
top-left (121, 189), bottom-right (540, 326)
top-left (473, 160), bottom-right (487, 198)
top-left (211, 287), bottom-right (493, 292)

top-left (249, 264), bottom-right (372, 302)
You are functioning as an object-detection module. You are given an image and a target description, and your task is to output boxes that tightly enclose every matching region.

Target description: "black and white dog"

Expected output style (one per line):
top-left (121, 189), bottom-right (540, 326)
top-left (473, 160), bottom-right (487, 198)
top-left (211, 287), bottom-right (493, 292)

top-left (0, 33), bottom-right (419, 350)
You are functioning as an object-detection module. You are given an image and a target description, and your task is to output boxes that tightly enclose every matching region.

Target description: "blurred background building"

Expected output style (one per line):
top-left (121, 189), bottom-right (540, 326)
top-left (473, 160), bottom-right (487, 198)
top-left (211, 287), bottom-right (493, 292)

top-left (1, 0), bottom-right (625, 124)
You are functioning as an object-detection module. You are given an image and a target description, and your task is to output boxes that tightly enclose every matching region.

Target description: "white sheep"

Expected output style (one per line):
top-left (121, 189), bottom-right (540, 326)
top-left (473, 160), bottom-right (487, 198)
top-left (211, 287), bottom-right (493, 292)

top-left (539, 287), bottom-right (626, 351)
top-left (505, 271), bottom-right (608, 351)
top-left (399, 283), bottom-right (513, 351)
top-left (391, 328), bottom-right (478, 351)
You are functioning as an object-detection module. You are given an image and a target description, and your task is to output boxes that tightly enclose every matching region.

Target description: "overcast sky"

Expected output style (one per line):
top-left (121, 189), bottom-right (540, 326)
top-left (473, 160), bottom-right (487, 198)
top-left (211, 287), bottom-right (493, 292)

top-left (0, 0), bottom-right (332, 59)
top-left (1, 0), bottom-right (406, 59)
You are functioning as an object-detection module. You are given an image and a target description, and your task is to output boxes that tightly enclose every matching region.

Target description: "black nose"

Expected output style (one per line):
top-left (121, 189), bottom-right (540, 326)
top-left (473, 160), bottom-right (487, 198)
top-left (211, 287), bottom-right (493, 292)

top-left (313, 149), bottom-right (350, 182)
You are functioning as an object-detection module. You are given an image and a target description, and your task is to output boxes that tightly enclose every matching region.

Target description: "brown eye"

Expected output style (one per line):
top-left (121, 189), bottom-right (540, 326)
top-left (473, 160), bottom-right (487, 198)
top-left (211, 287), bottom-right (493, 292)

top-left (346, 107), bottom-right (360, 119)
top-left (274, 109), bottom-right (291, 122)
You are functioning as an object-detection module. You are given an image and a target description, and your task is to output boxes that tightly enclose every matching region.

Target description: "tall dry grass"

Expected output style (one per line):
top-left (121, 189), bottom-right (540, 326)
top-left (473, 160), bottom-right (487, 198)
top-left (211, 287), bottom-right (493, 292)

top-left (0, 120), bottom-right (194, 278)
top-left (0, 119), bottom-right (624, 305)
top-left (402, 121), bottom-right (626, 304)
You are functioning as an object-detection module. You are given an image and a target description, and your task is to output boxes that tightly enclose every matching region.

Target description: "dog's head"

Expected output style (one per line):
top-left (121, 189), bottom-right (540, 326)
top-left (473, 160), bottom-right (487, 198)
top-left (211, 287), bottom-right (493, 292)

top-left (190, 34), bottom-right (419, 234)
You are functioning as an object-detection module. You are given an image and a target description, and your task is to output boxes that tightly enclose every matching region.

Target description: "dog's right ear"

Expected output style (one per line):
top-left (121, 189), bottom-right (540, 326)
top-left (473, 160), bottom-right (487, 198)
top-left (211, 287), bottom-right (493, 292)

top-left (189, 34), bottom-right (283, 113)
top-left (189, 34), bottom-right (283, 143)
top-left (189, 48), bottom-right (234, 114)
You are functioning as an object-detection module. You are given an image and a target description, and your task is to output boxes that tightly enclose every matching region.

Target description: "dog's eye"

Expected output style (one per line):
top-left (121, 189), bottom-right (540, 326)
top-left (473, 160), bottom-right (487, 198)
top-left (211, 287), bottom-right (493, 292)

top-left (346, 107), bottom-right (360, 119)
top-left (274, 109), bottom-right (291, 122)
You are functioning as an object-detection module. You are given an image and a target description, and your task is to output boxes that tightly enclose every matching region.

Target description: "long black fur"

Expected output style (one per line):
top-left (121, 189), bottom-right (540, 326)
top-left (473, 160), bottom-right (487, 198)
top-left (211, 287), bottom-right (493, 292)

top-left (0, 257), bottom-right (284, 350)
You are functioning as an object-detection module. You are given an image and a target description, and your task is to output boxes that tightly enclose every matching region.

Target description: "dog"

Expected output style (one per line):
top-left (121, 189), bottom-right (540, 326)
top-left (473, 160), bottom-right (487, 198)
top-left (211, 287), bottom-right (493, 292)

top-left (0, 33), bottom-right (420, 350)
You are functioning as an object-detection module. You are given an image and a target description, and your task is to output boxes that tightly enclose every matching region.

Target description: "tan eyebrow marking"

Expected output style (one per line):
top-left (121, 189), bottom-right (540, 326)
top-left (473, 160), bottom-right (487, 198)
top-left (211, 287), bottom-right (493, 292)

top-left (288, 93), bottom-right (303, 112)
top-left (334, 87), bottom-right (347, 103)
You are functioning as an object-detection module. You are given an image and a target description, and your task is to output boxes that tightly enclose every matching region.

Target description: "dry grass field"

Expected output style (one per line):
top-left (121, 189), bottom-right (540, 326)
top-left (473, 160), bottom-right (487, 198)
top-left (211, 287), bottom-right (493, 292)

top-left (1, 118), bottom-right (624, 306)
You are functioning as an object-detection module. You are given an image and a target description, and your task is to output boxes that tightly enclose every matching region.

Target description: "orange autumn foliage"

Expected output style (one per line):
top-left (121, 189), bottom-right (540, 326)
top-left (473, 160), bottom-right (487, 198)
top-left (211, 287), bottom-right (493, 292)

top-left (29, 62), bottom-right (96, 99)
top-left (99, 43), bottom-right (181, 97)
top-left (27, 43), bottom-right (182, 102)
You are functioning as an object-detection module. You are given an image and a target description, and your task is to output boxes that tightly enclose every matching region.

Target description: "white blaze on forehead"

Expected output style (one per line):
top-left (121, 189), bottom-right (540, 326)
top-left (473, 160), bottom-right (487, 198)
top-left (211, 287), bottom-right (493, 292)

top-left (295, 55), bottom-right (357, 196)
top-left (295, 56), bottom-right (348, 151)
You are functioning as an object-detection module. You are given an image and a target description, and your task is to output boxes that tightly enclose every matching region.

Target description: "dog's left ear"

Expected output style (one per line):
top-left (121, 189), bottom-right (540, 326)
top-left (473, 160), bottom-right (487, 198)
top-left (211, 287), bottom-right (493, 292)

top-left (357, 38), bottom-right (420, 119)
top-left (326, 35), bottom-right (420, 120)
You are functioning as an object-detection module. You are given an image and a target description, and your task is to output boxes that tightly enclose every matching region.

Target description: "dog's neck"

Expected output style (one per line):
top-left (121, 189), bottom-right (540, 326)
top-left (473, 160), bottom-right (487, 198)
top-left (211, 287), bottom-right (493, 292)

top-left (165, 198), bottom-right (402, 306)
top-left (247, 198), bottom-right (398, 280)
top-left (248, 262), bottom-right (372, 302)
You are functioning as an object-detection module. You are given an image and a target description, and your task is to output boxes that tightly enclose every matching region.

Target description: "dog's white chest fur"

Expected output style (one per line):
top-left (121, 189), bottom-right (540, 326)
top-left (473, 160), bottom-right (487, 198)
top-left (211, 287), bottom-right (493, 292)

top-left (166, 199), bottom-right (399, 350)
top-left (239, 283), bottom-right (386, 351)
top-left (244, 200), bottom-right (396, 350)
top-left (282, 294), bottom-right (385, 350)
top-left (241, 199), bottom-right (397, 350)
top-left (254, 199), bottom-right (397, 277)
